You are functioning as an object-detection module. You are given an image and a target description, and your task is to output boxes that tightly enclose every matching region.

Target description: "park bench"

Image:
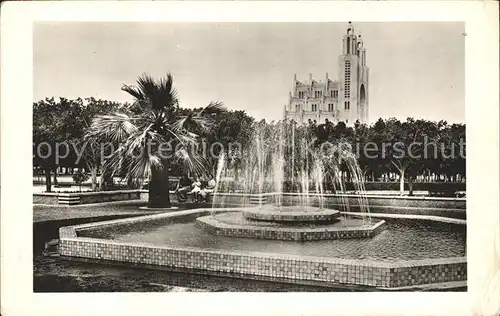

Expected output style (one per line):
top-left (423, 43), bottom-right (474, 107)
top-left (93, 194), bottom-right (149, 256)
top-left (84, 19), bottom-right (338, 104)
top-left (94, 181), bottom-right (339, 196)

top-left (178, 188), bottom-right (214, 203)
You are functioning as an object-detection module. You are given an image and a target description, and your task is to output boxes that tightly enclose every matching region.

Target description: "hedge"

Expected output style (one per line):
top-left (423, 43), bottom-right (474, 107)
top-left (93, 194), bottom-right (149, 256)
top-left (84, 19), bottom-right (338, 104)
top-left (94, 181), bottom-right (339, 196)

top-left (283, 181), bottom-right (465, 195)
top-left (126, 178), bottom-right (467, 197)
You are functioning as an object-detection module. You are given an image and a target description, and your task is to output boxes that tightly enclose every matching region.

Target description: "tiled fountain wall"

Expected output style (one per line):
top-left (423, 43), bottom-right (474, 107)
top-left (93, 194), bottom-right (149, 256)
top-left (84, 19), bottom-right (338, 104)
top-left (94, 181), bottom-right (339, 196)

top-left (195, 216), bottom-right (388, 241)
top-left (211, 193), bottom-right (466, 219)
top-left (59, 210), bottom-right (467, 289)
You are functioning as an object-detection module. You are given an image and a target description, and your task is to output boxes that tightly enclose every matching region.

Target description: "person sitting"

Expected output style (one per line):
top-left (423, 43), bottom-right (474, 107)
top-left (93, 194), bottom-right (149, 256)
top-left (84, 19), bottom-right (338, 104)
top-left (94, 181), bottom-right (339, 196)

top-left (175, 175), bottom-right (192, 202)
top-left (190, 176), bottom-right (202, 203)
top-left (199, 175), bottom-right (216, 202)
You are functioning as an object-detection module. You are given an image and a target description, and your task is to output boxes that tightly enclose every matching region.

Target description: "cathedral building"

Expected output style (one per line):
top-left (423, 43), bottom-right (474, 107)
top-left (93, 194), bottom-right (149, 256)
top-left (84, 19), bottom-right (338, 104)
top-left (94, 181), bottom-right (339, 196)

top-left (283, 22), bottom-right (369, 125)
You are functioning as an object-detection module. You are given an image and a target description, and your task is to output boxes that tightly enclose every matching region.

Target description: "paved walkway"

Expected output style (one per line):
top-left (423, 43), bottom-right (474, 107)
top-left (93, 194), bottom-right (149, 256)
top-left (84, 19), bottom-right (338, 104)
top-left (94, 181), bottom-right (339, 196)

top-left (33, 200), bottom-right (210, 222)
top-left (343, 211), bottom-right (467, 225)
top-left (34, 200), bottom-right (159, 222)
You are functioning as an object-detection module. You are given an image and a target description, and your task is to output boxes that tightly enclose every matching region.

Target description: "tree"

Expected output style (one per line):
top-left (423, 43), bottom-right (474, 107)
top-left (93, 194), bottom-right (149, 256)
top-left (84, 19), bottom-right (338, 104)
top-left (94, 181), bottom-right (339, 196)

top-left (87, 73), bottom-right (225, 208)
top-left (382, 118), bottom-right (422, 195)
top-left (33, 97), bottom-right (125, 192)
top-left (212, 110), bottom-right (255, 179)
top-left (72, 171), bottom-right (90, 192)
top-left (79, 98), bottom-right (123, 191)
top-left (33, 97), bottom-right (86, 192)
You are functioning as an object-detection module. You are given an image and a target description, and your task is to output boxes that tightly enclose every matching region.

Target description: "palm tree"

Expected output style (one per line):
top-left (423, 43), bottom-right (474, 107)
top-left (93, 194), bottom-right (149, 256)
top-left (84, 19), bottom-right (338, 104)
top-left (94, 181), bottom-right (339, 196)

top-left (87, 73), bottom-right (225, 208)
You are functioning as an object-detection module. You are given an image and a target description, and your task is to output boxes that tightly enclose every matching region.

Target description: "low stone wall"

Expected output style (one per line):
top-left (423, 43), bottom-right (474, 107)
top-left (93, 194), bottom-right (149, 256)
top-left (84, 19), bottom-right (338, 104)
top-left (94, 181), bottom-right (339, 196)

top-left (78, 190), bottom-right (142, 204)
top-left (207, 193), bottom-right (466, 219)
top-left (33, 190), bottom-right (144, 205)
top-left (59, 210), bottom-right (467, 289)
top-left (324, 195), bottom-right (466, 219)
top-left (33, 193), bottom-right (59, 205)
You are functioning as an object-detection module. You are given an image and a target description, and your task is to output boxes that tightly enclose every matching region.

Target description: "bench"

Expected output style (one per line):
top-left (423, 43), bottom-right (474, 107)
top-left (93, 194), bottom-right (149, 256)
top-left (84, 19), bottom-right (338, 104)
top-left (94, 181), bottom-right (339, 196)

top-left (176, 188), bottom-right (214, 203)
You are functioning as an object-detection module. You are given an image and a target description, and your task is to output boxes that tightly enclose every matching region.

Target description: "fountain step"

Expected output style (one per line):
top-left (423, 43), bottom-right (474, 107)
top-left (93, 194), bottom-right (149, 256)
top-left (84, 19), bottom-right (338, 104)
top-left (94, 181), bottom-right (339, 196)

top-left (243, 206), bottom-right (341, 223)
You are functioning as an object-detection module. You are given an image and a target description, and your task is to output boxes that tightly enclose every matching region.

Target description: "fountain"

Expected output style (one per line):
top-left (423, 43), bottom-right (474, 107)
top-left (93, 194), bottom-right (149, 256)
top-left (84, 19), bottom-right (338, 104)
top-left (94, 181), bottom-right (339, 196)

top-left (57, 119), bottom-right (467, 290)
top-left (203, 120), bottom-right (384, 240)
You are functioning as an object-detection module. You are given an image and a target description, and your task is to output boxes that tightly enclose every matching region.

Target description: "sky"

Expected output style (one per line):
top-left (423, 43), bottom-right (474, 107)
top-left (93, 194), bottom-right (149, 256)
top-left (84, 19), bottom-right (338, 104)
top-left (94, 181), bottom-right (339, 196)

top-left (34, 22), bottom-right (465, 123)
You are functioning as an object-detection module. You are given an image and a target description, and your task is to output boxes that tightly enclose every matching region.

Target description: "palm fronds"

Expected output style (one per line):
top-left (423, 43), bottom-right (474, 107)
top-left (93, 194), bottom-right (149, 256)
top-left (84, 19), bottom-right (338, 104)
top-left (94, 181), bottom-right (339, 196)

top-left (198, 101), bottom-right (226, 116)
top-left (86, 112), bottom-right (139, 142)
top-left (122, 73), bottom-right (178, 112)
top-left (173, 147), bottom-right (209, 178)
top-left (88, 73), bottom-right (223, 202)
top-left (171, 101), bottom-right (227, 134)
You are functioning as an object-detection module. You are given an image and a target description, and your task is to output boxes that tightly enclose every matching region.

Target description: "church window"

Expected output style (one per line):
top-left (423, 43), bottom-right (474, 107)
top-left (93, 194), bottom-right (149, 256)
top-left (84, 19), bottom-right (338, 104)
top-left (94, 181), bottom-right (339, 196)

top-left (347, 38), bottom-right (350, 54)
top-left (295, 104), bottom-right (301, 112)
top-left (328, 104), bottom-right (334, 111)
top-left (344, 101), bottom-right (350, 110)
top-left (344, 60), bottom-right (351, 99)
top-left (312, 104), bottom-right (317, 112)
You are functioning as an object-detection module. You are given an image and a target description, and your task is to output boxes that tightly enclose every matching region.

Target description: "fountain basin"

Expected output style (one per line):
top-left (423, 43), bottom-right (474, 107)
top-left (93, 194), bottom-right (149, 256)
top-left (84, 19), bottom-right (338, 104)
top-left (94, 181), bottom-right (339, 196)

top-left (60, 208), bottom-right (467, 289)
top-left (196, 212), bottom-right (386, 241)
top-left (242, 206), bottom-right (340, 223)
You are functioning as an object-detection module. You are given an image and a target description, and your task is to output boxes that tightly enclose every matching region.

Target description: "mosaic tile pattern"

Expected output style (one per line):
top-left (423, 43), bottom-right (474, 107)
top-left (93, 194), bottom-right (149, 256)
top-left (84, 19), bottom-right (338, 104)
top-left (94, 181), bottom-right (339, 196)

top-left (58, 209), bottom-right (467, 289)
top-left (59, 237), bottom-right (466, 288)
top-left (196, 216), bottom-right (387, 241)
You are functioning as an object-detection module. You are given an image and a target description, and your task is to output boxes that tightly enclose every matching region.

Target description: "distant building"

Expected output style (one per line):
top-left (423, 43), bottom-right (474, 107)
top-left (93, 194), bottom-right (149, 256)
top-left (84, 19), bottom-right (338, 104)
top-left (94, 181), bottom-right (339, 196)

top-left (283, 22), bottom-right (369, 125)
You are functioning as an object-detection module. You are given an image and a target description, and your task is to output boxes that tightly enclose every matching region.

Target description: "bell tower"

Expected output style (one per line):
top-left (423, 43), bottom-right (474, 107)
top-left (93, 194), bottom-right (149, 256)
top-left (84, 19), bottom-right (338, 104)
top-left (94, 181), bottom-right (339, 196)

top-left (338, 22), bottom-right (369, 124)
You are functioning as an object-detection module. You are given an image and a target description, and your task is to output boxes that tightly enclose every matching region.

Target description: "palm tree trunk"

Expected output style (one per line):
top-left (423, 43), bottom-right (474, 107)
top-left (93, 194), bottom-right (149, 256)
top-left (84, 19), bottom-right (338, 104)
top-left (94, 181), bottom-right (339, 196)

top-left (399, 168), bottom-right (405, 196)
top-left (148, 159), bottom-right (171, 208)
top-left (408, 175), bottom-right (414, 196)
top-left (90, 166), bottom-right (98, 191)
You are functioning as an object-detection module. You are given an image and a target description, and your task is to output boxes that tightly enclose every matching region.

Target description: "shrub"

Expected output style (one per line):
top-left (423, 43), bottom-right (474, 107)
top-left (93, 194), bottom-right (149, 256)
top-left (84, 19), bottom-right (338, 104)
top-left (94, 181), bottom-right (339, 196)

top-left (283, 181), bottom-right (465, 195)
top-left (72, 171), bottom-right (90, 191)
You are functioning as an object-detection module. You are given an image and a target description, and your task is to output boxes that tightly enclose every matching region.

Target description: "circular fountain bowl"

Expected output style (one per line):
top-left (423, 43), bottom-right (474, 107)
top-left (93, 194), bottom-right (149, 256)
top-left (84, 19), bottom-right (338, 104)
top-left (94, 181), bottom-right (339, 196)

top-left (196, 212), bottom-right (387, 241)
top-left (242, 205), bottom-right (340, 223)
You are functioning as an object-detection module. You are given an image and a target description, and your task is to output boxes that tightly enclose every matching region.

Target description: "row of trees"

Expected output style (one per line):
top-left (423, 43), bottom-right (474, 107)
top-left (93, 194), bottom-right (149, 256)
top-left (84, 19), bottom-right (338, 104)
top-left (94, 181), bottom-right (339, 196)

top-left (34, 73), bottom-right (465, 206)
top-left (302, 117), bottom-right (465, 194)
top-left (33, 99), bottom-right (255, 193)
top-left (33, 97), bottom-right (122, 191)
top-left (218, 117), bottom-right (465, 195)
top-left (34, 74), bottom-right (255, 207)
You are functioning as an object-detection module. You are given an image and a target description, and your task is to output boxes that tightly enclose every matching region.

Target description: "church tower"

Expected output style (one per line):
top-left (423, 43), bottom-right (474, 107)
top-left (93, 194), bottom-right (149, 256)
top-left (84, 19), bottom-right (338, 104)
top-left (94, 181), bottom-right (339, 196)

top-left (283, 22), bottom-right (369, 125)
top-left (338, 22), bottom-right (369, 124)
